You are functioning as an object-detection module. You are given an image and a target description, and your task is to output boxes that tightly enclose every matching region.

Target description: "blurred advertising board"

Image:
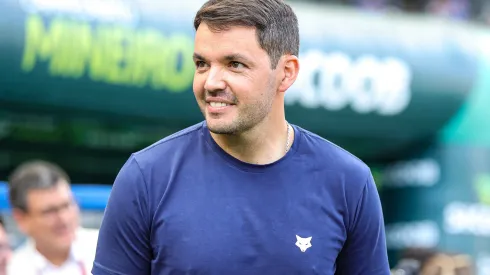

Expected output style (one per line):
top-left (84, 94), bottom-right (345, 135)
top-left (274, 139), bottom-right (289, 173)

top-left (0, 0), bottom-right (481, 162)
top-left (380, 145), bottom-right (490, 273)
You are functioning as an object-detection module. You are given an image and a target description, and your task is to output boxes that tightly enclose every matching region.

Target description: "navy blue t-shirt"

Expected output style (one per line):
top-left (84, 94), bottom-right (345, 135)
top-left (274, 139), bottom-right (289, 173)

top-left (92, 122), bottom-right (390, 275)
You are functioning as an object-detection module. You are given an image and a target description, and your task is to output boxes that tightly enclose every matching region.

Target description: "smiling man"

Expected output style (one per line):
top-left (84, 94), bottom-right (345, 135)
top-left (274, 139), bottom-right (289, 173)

top-left (92, 0), bottom-right (390, 274)
top-left (7, 160), bottom-right (99, 275)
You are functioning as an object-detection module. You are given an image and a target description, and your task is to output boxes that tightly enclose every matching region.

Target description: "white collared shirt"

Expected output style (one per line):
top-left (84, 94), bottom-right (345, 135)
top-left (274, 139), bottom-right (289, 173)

top-left (6, 228), bottom-right (98, 275)
top-left (33, 256), bottom-right (85, 275)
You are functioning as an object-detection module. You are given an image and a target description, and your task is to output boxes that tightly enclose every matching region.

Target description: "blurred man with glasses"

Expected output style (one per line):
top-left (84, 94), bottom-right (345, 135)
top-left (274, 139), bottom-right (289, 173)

top-left (6, 160), bottom-right (98, 275)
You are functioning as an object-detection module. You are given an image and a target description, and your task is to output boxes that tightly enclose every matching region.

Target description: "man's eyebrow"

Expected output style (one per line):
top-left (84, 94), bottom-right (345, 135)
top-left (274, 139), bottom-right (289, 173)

top-left (193, 53), bottom-right (254, 65)
top-left (223, 53), bottom-right (251, 63)
top-left (193, 53), bottom-right (207, 61)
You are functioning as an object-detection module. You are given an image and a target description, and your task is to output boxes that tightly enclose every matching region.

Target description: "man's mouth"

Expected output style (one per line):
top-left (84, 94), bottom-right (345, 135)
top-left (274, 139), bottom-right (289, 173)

top-left (209, 102), bottom-right (230, 108)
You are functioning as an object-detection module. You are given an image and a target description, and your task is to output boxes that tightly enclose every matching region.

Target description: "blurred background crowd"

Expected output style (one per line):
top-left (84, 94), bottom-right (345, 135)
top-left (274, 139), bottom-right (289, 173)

top-left (0, 0), bottom-right (489, 274)
top-left (308, 0), bottom-right (489, 22)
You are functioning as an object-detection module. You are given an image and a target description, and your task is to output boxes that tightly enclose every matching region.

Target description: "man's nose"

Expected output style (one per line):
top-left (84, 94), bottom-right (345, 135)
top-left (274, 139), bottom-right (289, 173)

top-left (204, 66), bottom-right (227, 92)
top-left (56, 202), bottom-right (75, 222)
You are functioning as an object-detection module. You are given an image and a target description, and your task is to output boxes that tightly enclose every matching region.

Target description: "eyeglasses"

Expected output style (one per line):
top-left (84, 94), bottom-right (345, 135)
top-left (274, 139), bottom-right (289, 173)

top-left (31, 199), bottom-right (78, 219)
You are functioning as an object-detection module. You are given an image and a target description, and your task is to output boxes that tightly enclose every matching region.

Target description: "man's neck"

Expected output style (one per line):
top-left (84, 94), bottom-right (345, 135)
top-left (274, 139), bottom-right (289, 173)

top-left (210, 117), bottom-right (293, 165)
top-left (35, 244), bottom-right (70, 267)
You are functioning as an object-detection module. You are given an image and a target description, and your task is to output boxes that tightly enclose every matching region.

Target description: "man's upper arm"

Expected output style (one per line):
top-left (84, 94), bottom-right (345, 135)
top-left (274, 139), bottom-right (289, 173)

top-left (92, 155), bottom-right (152, 275)
top-left (335, 172), bottom-right (390, 275)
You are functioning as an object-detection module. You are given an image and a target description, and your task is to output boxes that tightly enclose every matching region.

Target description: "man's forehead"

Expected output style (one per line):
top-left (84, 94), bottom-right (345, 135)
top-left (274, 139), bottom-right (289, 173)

top-left (195, 24), bottom-right (260, 52)
top-left (27, 183), bottom-right (71, 203)
top-left (197, 45), bottom-right (269, 67)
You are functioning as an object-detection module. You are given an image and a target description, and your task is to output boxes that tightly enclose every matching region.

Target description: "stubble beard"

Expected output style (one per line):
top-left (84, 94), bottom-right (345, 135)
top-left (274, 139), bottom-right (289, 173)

top-left (203, 92), bottom-right (275, 136)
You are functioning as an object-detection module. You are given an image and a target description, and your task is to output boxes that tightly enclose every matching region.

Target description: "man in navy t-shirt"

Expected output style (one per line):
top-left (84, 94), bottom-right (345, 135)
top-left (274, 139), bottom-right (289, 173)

top-left (92, 0), bottom-right (390, 274)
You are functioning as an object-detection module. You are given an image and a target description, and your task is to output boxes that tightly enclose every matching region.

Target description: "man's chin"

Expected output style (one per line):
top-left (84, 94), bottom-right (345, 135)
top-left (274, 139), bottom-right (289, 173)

top-left (206, 120), bottom-right (238, 135)
top-left (55, 232), bottom-right (76, 246)
top-left (207, 126), bottom-right (237, 135)
top-left (54, 241), bottom-right (74, 252)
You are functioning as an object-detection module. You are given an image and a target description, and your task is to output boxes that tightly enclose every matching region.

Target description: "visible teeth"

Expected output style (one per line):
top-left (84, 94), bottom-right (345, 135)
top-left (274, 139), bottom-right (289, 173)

top-left (210, 102), bottom-right (229, 108)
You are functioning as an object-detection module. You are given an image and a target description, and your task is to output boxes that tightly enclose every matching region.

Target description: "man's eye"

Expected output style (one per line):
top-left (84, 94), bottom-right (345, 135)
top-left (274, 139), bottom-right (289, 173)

top-left (195, 61), bottom-right (207, 68)
top-left (230, 62), bottom-right (244, 69)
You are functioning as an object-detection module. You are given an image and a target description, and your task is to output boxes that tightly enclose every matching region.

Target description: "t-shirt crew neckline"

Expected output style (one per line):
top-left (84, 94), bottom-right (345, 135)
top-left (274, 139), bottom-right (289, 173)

top-left (201, 121), bottom-right (302, 173)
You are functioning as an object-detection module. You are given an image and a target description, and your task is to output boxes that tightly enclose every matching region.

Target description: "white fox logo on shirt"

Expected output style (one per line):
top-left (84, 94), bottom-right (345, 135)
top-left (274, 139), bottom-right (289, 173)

top-left (295, 235), bottom-right (312, 252)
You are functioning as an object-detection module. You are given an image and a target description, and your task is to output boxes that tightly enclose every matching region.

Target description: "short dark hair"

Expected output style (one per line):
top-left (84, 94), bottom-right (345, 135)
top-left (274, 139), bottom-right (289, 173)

top-left (194, 0), bottom-right (300, 69)
top-left (8, 160), bottom-right (70, 212)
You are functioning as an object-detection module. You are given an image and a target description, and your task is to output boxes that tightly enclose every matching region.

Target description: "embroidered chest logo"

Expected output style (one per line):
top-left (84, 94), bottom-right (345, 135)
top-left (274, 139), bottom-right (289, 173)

top-left (295, 235), bottom-right (312, 252)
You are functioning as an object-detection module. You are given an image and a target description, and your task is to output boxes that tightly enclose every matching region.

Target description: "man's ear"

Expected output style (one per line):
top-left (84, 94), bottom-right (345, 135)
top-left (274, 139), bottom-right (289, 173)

top-left (12, 208), bottom-right (29, 235)
top-left (277, 55), bottom-right (300, 93)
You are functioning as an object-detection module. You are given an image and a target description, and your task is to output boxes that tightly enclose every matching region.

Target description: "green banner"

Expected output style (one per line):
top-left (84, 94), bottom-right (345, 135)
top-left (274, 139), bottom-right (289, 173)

top-left (0, 0), bottom-right (481, 162)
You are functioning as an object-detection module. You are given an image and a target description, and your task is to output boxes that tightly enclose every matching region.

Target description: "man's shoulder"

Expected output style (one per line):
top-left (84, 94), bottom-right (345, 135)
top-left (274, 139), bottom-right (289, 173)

top-left (7, 228), bottom-right (100, 273)
top-left (75, 227), bottom-right (99, 246)
top-left (132, 122), bottom-right (203, 162)
top-left (10, 240), bottom-right (32, 258)
top-left (137, 122), bottom-right (203, 154)
top-left (73, 227), bottom-right (99, 265)
top-left (295, 126), bottom-right (375, 211)
top-left (118, 122), bottom-right (204, 180)
top-left (292, 127), bottom-right (371, 196)
top-left (7, 240), bottom-right (34, 272)
top-left (296, 126), bottom-right (369, 172)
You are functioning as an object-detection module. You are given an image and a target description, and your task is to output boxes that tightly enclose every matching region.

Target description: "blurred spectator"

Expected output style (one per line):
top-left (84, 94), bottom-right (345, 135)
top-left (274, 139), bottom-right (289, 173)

top-left (300, 0), bottom-right (482, 22)
top-left (0, 216), bottom-right (11, 275)
top-left (392, 248), bottom-right (474, 275)
top-left (426, 0), bottom-right (471, 19)
top-left (5, 160), bottom-right (98, 275)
